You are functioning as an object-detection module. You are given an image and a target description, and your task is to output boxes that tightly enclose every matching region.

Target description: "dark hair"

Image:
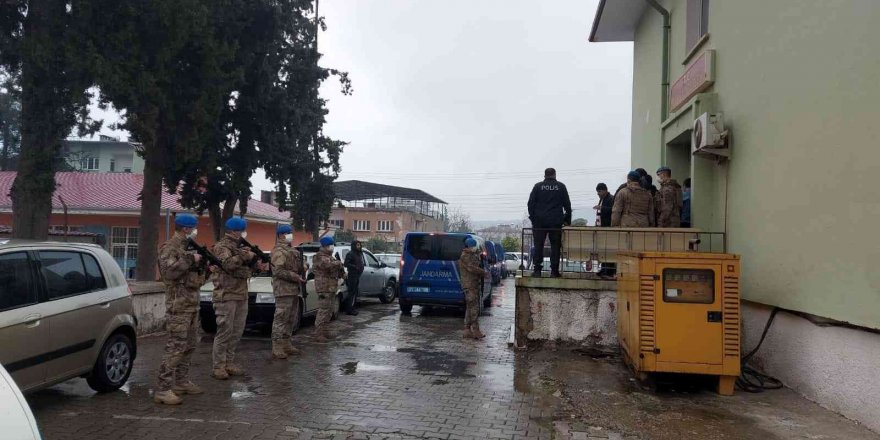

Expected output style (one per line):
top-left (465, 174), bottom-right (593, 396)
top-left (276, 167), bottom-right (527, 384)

top-left (635, 168), bottom-right (648, 177)
top-left (641, 174), bottom-right (653, 190)
top-left (684, 178), bottom-right (691, 188)
top-left (544, 167), bottom-right (556, 178)
top-left (596, 183), bottom-right (608, 191)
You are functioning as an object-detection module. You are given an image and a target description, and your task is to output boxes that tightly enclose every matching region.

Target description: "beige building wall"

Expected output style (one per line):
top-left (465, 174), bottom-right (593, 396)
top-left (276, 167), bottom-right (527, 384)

top-left (630, 0), bottom-right (880, 329)
top-left (329, 207), bottom-right (445, 246)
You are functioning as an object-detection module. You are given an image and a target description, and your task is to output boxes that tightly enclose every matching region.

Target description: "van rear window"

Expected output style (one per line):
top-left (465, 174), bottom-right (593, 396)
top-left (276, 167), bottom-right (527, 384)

top-left (406, 235), bottom-right (465, 261)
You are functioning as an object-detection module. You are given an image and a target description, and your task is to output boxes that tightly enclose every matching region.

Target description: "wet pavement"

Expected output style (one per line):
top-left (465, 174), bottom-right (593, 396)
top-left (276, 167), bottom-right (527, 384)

top-left (27, 278), bottom-right (879, 440)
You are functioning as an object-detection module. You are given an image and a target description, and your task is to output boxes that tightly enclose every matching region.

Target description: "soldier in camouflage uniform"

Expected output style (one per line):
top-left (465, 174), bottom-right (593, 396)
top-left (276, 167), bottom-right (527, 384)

top-left (211, 217), bottom-right (265, 380)
top-left (458, 237), bottom-right (489, 340)
top-left (154, 214), bottom-right (209, 405)
top-left (270, 225), bottom-right (306, 359)
top-left (312, 236), bottom-right (345, 342)
top-left (611, 171), bottom-right (656, 227)
top-left (655, 167), bottom-right (683, 228)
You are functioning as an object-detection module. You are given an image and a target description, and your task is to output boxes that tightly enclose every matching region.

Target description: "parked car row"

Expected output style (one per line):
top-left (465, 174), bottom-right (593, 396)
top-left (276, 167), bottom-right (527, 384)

top-left (198, 242), bottom-right (398, 334)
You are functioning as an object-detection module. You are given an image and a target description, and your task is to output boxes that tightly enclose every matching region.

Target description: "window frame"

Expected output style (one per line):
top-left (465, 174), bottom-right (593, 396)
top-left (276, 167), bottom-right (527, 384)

top-left (364, 251), bottom-right (381, 268)
top-left (685, 0), bottom-right (710, 60)
top-left (377, 220), bottom-right (393, 232)
top-left (36, 250), bottom-right (108, 301)
top-left (328, 219), bottom-right (344, 229)
top-left (81, 156), bottom-right (100, 171)
top-left (0, 251), bottom-right (40, 312)
top-left (111, 226), bottom-right (139, 279)
top-left (353, 220), bottom-right (371, 232)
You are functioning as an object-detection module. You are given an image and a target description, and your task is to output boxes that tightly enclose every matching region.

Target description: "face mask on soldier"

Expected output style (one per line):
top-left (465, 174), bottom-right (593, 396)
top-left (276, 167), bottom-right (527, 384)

top-left (284, 233), bottom-right (293, 243)
top-left (187, 228), bottom-right (198, 239)
top-left (241, 231), bottom-right (248, 239)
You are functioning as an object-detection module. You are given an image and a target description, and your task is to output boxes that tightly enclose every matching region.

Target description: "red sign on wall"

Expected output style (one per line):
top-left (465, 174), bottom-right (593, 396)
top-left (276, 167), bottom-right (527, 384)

top-left (670, 50), bottom-right (715, 113)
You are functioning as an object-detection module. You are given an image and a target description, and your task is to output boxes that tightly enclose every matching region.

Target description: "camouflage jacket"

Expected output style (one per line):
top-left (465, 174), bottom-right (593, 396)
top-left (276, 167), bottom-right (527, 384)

top-left (458, 248), bottom-right (484, 291)
top-left (611, 181), bottom-right (656, 227)
top-left (657, 179), bottom-right (683, 228)
top-left (158, 233), bottom-right (206, 314)
top-left (212, 234), bottom-right (252, 301)
top-left (313, 248), bottom-right (344, 293)
top-left (271, 243), bottom-right (304, 297)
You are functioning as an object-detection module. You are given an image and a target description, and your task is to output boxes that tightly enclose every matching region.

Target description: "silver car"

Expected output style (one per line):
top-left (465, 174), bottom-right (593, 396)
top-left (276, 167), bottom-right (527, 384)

top-left (0, 240), bottom-right (137, 393)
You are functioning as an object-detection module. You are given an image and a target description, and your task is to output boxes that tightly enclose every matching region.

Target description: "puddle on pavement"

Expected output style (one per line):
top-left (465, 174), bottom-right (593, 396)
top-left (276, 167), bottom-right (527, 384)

top-left (397, 347), bottom-right (476, 378)
top-left (230, 382), bottom-right (266, 400)
top-left (338, 361), bottom-right (395, 375)
top-left (368, 344), bottom-right (399, 352)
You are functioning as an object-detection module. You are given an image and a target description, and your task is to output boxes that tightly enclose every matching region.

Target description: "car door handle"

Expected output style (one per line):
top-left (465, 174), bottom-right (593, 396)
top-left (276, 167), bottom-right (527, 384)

top-left (97, 297), bottom-right (111, 309)
top-left (23, 314), bottom-right (41, 328)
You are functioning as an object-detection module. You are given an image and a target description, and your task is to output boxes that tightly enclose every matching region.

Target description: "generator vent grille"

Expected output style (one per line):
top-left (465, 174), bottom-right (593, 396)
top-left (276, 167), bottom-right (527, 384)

top-left (639, 275), bottom-right (656, 352)
top-left (722, 276), bottom-right (741, 357)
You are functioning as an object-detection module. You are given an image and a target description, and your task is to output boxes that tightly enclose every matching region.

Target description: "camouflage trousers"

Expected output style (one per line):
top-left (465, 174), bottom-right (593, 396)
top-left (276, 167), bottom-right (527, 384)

top-left (271, 296), bottom-right (301, 342)
top-left (463, 287), bottom-right (480, 327)
top-left (157, 311), bottom-right (199, 391)
top-left (212, 299), bottom-right (248, 369)
top-left (315, 292), bottom-right (336, 333)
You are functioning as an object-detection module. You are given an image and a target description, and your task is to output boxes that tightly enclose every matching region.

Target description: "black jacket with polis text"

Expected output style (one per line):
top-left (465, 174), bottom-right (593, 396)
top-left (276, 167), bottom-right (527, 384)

top-left (527, 178), bottom-right (572, 227)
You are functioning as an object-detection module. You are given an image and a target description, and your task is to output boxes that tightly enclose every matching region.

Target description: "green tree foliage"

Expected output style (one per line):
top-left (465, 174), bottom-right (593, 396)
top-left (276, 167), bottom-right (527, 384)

top-left (571, 218), bottom-right (588, 227)
top-left (1, 1), bottom-right (100, 239)
top-left (364, 236), bottom-right (390, 253)
top-left (178, 0), bottom-right (350, 240)
top-left (88, 0), bottom-right (239, 279)
top-left (501, 236), bottom-right (520, 252)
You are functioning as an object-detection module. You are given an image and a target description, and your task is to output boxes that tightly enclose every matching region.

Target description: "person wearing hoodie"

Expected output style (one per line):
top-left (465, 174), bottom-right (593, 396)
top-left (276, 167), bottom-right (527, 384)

top-left (656, 167), bottom-right (683, 228)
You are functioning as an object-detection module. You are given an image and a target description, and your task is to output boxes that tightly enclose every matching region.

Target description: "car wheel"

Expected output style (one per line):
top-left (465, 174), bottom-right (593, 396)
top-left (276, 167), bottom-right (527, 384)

top-left (200, 310), bottom-right (217, 333)
top-left (291, 298), bottom-right (304, 334)
top-left (87, 333), bottom-right (134, 393)
top-left (399, 300), bottom-right (413, 314)
top-left (379, 280), bottom-right (397, 304)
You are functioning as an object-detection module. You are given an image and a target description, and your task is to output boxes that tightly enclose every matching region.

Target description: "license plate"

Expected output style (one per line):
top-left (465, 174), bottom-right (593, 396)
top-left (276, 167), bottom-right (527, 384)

top-left (407, 287), bottom-right (430, 293)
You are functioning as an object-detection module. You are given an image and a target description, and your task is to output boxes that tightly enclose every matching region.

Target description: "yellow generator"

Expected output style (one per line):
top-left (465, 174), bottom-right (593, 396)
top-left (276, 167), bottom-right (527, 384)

top-left (617, 251), bottom-right (741, 395)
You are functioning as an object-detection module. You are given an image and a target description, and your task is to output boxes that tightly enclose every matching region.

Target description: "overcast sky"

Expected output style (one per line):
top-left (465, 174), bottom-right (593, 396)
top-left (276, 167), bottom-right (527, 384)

top-left (90, 0), bottom-right (634, 223)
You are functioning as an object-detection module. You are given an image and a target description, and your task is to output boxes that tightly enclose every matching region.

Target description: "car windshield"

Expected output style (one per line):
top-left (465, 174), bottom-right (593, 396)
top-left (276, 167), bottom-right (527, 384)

top-left (406, 235), bottom-right (465, 261)
top-left (378, 255), bottom-right (400, 267)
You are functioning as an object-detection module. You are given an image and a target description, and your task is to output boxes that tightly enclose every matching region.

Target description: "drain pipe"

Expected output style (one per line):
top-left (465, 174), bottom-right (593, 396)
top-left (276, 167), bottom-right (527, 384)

top-left (644, 0), bottom-right (671, 121)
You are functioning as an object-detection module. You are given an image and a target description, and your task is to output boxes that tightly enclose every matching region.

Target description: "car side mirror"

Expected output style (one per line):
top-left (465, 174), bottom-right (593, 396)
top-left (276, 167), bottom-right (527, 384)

top-left (379, 262), bottom-right (387, 268)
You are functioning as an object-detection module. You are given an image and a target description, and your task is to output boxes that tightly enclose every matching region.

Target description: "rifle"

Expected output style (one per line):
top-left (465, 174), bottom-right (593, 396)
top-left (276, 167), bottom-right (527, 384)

top-left (239, 237), bottom-right (271, 267)
top-left (186, 238), bottom-right (223, 270)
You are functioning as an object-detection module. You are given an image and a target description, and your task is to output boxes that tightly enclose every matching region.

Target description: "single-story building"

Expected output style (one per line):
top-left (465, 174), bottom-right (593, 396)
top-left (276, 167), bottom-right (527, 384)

top-left (0, 172), bottom-right (310, 278)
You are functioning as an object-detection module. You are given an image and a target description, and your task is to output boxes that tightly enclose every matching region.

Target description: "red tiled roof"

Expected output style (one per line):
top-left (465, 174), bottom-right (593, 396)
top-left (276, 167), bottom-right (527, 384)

top-left (0, 172), bottom-right (289, 222)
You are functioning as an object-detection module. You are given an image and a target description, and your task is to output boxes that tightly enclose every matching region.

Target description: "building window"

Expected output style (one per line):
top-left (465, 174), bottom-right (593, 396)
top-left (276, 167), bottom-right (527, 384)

top-left (329, 219), bottom-right (344, 229)
top-left (353, 220), bottom-right (370, 232)
top-left (110, 159), bottom-right (116, 172)
top-left (123, 167), bottom-right (132, 173)
top-left (81, 157), bottom-right (100, 171)
top-left (111, 227), bottom-right (139, 279)
top-left (686, 0), bottom-right (709, 52)
top-left (49, 225), bottom-right (84, 233)
top-left (377, 220), bottom-right (393, 232)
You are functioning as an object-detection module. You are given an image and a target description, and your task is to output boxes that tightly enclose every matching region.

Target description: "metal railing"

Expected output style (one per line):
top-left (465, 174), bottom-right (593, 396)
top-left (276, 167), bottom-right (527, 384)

top-left (519, 227), bottom-right (726, 277)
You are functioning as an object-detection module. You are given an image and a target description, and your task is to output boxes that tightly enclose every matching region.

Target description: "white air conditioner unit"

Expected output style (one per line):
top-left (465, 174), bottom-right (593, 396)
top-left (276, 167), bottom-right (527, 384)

top-left (692, 112), bottom-right (729, 159)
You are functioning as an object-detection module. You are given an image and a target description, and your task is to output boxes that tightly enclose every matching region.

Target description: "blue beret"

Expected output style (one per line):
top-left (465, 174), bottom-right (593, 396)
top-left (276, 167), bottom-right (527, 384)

top-left (319, 236), bottom-right (335, 247)
top-left (656, 166), bottom-right (671, 174)
top-left (277, 224), bottom-right (293, 235)
top-left (225, 216), bottom-right (247, 232)
top-left (175, 214), bottom-right (198, 228)
top-left (464, 237), bottom-right (477, 248)
top-left (627, 171), bottom-right (641, 181)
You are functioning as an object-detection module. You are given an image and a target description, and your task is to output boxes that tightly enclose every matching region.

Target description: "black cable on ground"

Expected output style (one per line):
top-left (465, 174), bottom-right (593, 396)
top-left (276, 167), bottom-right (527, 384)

top-left (736, 307), bottom-right (785, 393)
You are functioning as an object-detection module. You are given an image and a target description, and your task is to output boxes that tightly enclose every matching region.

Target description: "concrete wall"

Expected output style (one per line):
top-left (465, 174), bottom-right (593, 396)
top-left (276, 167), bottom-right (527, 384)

top-left (743, 302), bottom-right (880, 434)
top-left (515, 277), bottom-right (618, 349)
top-left (129, 282), bottom-right (167, 335)
top-left (629, 0), bottom-right (880, 329)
